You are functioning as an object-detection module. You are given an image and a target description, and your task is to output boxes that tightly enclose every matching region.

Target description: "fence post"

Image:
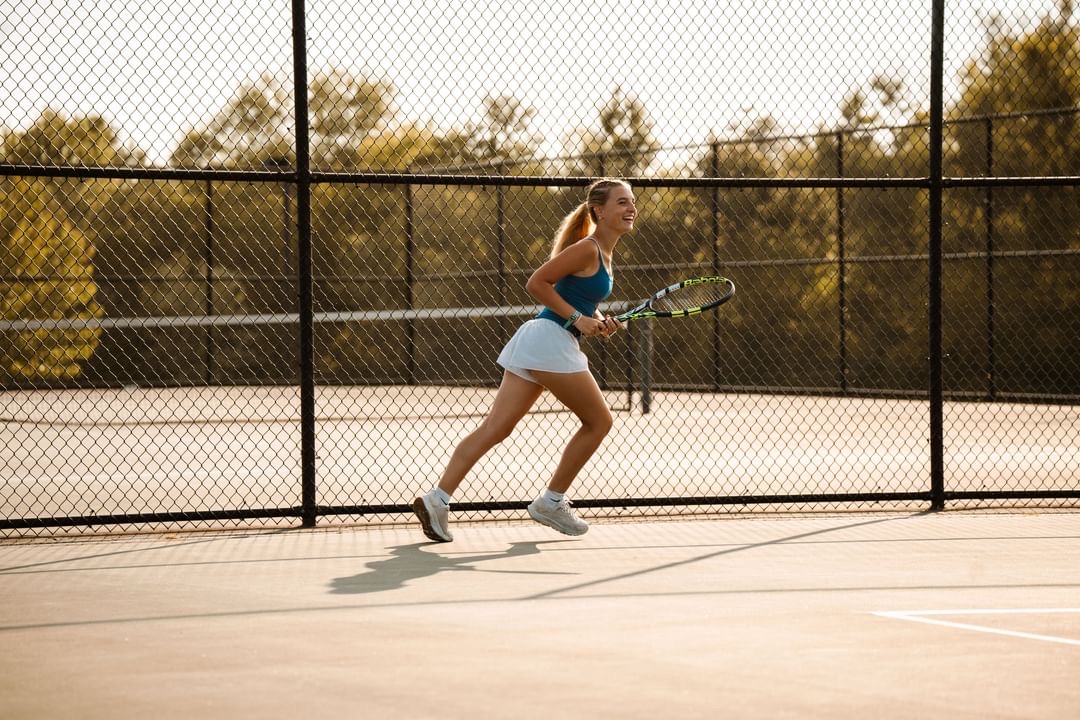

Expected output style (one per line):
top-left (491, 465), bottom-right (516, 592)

top-left (291, 0), bottom-right (317, 527)
top-left (638, 321), bottom-right (653, 414)
top-left (836, 131), bottom-right (848, 393)
top-left (404, 183), bottom-right (416, 384)
top-left (928, 0), bottom-right (946, 511)
top-left (203, 178), bottom-right (215, 385)
top-left (710, 140), bottom-right (722, 391)
top-left (496, 183), bottom-right (507, 304)
top-left (984, 117), bottom-right (997, 400)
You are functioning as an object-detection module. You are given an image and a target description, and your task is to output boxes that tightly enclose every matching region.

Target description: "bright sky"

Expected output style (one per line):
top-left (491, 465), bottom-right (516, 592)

top-left (0, 0), bottom-right (1063, 165)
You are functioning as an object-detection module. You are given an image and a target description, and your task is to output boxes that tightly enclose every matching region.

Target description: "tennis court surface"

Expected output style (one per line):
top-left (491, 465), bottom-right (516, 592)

top-left (2, 510), bottom-right (1078, 718)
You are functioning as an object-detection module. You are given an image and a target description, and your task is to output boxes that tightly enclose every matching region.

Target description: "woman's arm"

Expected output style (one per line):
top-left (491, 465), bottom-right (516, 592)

top-left (525, 240), bottom-right (607, 336)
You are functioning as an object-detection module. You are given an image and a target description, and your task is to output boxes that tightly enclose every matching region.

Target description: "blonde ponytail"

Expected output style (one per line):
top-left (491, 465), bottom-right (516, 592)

top-left (550, 202), bottom-right (593, 258)
top-left (549, 178), bottom-right (630, 258)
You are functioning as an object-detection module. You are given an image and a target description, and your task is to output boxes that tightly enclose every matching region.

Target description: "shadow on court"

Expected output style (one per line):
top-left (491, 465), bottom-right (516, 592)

top-left (329, 539), bottom-right (578, 595)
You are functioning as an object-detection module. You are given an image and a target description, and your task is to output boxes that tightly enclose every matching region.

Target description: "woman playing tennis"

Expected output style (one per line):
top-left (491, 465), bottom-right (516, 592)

top-left (413, 178), bottom-right (635, 542)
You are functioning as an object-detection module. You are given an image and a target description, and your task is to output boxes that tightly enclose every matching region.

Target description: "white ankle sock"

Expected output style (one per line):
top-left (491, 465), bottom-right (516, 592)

top-left (543, 489), bottom-right (565, 504)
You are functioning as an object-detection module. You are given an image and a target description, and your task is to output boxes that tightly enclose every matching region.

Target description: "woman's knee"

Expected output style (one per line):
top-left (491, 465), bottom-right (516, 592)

top-left (478, 416), bottom-right (518, 445)
top-left (584, 408), bottom-right (613, 437)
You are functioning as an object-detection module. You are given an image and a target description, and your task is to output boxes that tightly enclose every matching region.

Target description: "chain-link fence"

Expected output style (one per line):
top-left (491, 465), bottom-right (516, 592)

top-left (2, 0), bottom-right (1077, 535)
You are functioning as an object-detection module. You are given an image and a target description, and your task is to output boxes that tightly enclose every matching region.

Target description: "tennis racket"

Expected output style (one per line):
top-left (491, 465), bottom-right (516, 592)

top-left (615, 275), bottom-right (735, 322)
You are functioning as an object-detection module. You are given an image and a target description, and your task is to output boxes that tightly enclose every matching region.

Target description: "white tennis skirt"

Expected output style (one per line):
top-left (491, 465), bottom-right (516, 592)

top-left (497, 318), bottom-right (589, 382)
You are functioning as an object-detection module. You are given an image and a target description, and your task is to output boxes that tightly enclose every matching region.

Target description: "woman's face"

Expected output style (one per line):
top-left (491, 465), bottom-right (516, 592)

top-left (593, 185), bottom-right (637, 234)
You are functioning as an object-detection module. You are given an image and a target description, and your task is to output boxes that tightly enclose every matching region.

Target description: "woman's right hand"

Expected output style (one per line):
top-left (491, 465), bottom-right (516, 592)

top-left (573, 315), bottom-right (607, 337)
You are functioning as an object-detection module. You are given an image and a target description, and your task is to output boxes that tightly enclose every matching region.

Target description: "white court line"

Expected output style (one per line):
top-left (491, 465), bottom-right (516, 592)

top-left (871, 609), bottom-right (1080, 647)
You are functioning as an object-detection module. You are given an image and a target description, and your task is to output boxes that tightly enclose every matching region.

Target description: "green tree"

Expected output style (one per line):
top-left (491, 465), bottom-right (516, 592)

top-left (310, 69), bottom-right (396, 170)
top-left (161, 69), bottom-right (400, 381)
top-left (945, 6), bottom-right (1079, 395)
top-left (793, 74), bottom-right (932, 391)
top-left (465, 95), bottom-right (539, 166)
top-left (0, 110), bottom-right (130, 384)
top-left (1, 178), bottom-right (103, 381)
top-left (410, 95), bottom-right (543, 173)
top-left (91, 179), bottom-right (214, 316)
top-left (1, 109), bottom-right (145, 169)
top-left (169, 73), bottom-right (292, 169)
top-left (170, 69), bottom-right (397, 170)
top-left (682, 116), bottom-right (838, 388)
top-left (1, 109), bottom-right (143, 224)
top-left (571, 87), bottom-right (659, 177)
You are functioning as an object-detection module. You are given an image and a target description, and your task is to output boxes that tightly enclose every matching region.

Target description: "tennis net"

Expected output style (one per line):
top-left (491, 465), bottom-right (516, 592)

top-left (1, 304), bottom-right (642, 424)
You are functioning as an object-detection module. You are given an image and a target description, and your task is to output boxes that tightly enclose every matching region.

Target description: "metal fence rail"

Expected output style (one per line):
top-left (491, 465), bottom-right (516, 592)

top-left (1, 0), bottom-right (1077, 535)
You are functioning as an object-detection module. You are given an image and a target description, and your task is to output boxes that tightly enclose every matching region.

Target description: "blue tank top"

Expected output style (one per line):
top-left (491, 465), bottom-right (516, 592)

top-left (537, 239), bottom-right (613, 331)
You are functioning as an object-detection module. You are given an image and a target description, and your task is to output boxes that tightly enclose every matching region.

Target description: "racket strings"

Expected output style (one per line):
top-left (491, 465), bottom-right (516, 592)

top-left (650, 281), bottom-right (731, 312)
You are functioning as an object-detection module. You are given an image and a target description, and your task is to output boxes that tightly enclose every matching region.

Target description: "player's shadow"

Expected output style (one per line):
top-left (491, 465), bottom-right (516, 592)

top-left (329, 540), bottom-right (577, 595)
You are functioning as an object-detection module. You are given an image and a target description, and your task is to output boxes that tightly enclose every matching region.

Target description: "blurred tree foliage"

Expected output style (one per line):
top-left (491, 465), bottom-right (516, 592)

top-left (567, 86), bottom-right (660, 178)
top-left (943, 8), bottom-right (1079, 395)
top-left (0, 110), bottom-right (131, 382)
top-left (0, 177), bottom-right (103, 381)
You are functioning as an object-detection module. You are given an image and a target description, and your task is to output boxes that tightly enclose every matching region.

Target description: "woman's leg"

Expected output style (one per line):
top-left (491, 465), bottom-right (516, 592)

top-left (436, 370), bottom-right (544, 495)
top-left (528, 369), bottom-right (613, 493)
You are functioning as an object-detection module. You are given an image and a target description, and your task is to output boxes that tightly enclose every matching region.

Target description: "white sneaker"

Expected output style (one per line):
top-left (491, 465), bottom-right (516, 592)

top-left (412, 492), bottom-right (453, 542)
top-left (527, 496), bottom-right (589, 536)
